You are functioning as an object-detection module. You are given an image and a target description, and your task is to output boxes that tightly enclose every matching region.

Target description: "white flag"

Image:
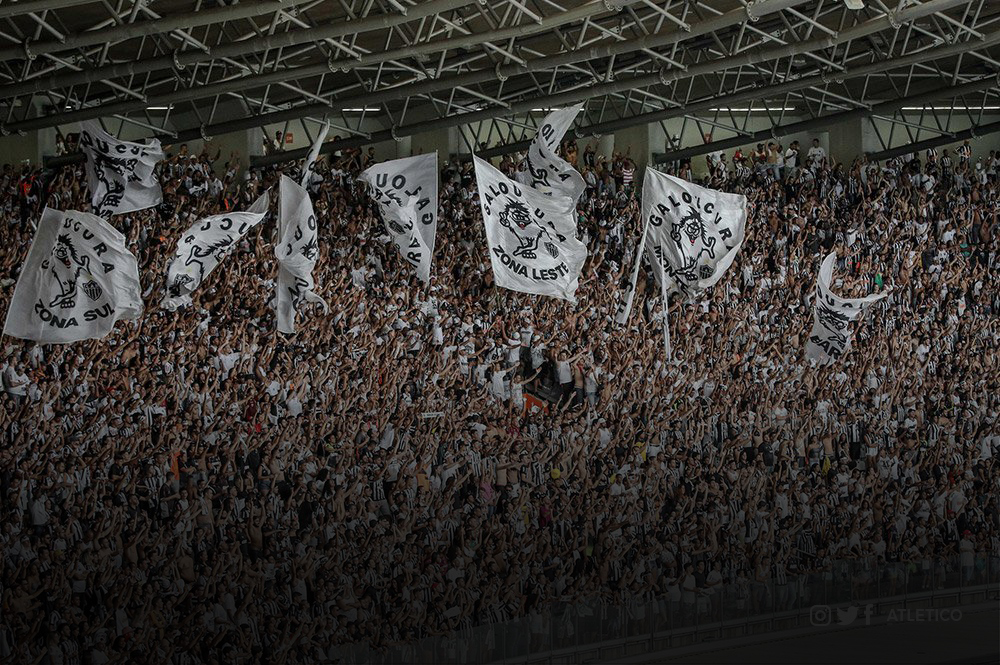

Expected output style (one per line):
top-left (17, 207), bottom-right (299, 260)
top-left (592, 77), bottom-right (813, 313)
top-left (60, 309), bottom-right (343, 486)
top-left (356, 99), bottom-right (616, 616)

top-left (474, 155), bottom-right (586, 302)
top-left (162, 192), bottom-right (269, 310)
top-left (358, 153), bottom-right (438, 284)
top-left (301, 122), bottom-right (330, 188)
top-left (617, 169), bottom-right (747, 323)
top-left (79, 120), bottom-right (164, 218)
top-left (3, 208), bottom-right (142, 343)
top-left (276, 175), bottom-right (327, 334)
top-left (805, 253), bottom-right (887, 363)
top-left (516, 104), bottom-right (586, 204)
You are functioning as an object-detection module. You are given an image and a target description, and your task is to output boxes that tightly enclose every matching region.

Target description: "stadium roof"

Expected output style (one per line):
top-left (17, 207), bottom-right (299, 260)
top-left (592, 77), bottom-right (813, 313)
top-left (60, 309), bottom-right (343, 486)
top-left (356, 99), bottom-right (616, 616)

top-left (2, 0), bottom-right (999, 161)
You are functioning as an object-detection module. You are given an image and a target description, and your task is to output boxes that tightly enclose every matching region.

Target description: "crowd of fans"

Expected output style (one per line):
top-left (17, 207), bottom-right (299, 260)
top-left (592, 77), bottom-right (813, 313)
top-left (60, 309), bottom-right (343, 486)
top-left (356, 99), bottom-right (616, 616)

top-left (1, 130), bottom-right (998, 665)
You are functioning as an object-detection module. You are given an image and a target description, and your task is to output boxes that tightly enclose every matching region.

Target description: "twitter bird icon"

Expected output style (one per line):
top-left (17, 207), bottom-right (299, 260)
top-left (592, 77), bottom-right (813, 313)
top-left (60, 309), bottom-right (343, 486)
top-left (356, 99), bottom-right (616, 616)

top-left (836, 606), bottom-right (858, 625)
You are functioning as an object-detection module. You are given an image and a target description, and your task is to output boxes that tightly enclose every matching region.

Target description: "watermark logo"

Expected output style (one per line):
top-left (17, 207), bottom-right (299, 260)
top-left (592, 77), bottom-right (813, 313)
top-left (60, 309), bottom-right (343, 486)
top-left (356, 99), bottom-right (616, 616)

top-left (886, 608), bottom-right (963, 623)
top-left (810, 604), bottom-right (873, 626)
top-left (811, 604), bottom-right (962, 627)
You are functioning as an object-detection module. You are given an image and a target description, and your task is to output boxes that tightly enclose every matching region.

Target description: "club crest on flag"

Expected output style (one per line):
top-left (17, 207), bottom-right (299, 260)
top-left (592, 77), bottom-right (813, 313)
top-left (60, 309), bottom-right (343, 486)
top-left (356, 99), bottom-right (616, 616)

top-left (4, 208), bottom-right (142, 343)
top-left (475, 155), bottom-right (585, 302)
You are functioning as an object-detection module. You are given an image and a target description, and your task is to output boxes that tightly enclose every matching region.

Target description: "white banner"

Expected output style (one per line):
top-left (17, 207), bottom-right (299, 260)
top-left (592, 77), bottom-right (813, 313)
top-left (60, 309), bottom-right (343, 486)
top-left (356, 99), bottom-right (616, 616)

top-left (4, 208), bottom-right (142, 343)
top-left (79, 120), bottom-right (164, 218)
top-left (515, 104), bottom-right (586, 204)
top-left (358, 153), bottom-right (438, 283)
top-left (162, 192), bottom-right (269, 310)
top-left (301, 122), bottom-right (330, 188)
top-left (276, 175), bottom-right (327, 334)
top-left (805, 253), bottom-right (887, 363)
top-left (474, 155), bottom-right (586, 302)
top-left (617, 168), bottom-right (747, 323)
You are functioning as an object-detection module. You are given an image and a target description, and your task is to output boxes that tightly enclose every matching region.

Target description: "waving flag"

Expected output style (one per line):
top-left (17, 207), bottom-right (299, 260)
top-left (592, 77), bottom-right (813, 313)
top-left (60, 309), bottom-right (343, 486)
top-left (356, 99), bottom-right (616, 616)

top-left (475, 155), bottom-right (586, 302)
top-left (301, 121), bottom-right (330, 188)
top-left (4, 208), bottom-right (141, 343)
top-left (617, 168), bottom-right (747, 324)
top-left (79, 120), bottom-right (163, 218)
top-left (516, 104), bottom-right (586, 204)
top-left (805, 253), bottom-right (887, 363)
top-left (276, 175), bottom-right (327, 334)
top-left (359, 153), bottom-right (438, 283)
top-left (162, 192), bottom-right (269, 310)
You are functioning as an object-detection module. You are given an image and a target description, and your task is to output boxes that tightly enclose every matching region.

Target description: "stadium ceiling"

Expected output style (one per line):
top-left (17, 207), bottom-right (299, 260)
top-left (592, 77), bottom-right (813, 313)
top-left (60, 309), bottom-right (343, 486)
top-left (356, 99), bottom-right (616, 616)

top-left (2, 0), bottom-right (999, 162)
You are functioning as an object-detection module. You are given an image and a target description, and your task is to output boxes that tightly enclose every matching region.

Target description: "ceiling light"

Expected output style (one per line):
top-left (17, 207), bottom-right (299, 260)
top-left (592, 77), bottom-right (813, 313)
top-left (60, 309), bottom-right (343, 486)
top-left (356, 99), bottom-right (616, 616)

top-left (901, 105), bottom-right (1000, 111)
top-left (343, 107), bottom-right (380, 112)
top-left (709, 107), bottom-right (796, 112)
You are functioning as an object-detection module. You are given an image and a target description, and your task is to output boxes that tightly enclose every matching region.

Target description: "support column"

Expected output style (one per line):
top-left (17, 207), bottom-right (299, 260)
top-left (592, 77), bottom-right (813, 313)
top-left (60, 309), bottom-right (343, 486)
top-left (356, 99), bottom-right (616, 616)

top-left (827, 116), bottom-right (865, 165)
top-left (410, 128), bottom-right (456, 167)
top-left (860, 119), bottom-right (882, 157)
top-left (613, 124), bottom-right (654, 181)
top-left (203, 128), bottom-right (254, 174)
top-left (0, 132), bottom-right (40, 165)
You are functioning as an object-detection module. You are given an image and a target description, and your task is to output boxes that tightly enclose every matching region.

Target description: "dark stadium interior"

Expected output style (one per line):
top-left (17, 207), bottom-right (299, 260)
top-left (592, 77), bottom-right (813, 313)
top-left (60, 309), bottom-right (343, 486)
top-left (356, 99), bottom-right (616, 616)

top-left (1, 1), bottom-right (999, 664)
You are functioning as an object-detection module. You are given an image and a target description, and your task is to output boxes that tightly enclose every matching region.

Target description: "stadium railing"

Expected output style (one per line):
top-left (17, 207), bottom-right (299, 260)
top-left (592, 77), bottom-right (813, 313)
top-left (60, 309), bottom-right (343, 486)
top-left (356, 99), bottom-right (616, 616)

top-left (328, 553), bottom-right (1000, 664)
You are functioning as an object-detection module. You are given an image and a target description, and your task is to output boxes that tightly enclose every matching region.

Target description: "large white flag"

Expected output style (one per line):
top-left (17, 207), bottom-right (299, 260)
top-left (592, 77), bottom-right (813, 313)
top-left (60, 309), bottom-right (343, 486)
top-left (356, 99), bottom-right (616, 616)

top-left (805, 253), bottom-right (886, 363)
top-left (276, 175), bottom-right (327, 334)
top-left (79, 120), bottom-right (164, 218)
top-left (301, 122), bottom-right (330, 188)
top-left (162, 192), bottom-right (269, 310)
top-left (516, 104), bottom-right (586, 204)
top-left (617, 169), bottom-right (747, 323)
top-left (358, 153), bottom-right (438, 284)
top-left (474, 155), bottom-right (586, 302)
top-left (3, 208), bottom-right (142, 343)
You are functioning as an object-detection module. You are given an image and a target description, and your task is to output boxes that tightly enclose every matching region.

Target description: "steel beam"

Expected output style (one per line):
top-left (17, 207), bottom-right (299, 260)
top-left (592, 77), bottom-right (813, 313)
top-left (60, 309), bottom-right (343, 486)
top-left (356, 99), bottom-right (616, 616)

top-left (0, 0), bottom-right (473, 101)
top-left (0, 0), bottom-right (98, 20)
top-left (651, 75), bottom-right (999, 162)
top-left (327, 0), bottom-right (643, 72)
top-left (0, 0), bottom-right (318, 62)
top-left (867, 119), bottom-right (1000, 160)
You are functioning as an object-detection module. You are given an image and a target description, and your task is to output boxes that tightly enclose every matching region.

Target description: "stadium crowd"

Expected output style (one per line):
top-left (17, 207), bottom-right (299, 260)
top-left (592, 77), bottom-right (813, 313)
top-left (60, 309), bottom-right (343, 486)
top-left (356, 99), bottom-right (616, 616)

top-left (1, 132), bottom-right (998, 664)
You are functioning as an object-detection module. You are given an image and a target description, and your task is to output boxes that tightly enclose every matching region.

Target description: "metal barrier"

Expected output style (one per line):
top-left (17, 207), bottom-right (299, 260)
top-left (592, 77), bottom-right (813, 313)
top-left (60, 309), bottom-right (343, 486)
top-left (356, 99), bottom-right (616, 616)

top-left (328, 554), bottom-right (1000, 664)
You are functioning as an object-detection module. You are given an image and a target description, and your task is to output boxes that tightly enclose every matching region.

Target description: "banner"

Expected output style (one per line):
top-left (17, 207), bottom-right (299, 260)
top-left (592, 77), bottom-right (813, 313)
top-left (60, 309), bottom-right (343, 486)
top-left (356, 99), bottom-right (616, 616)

top-left (358, 153), bottom-right (438, 283)
top-left (3, 208), bottom-right (142, 343)
top-left (617, 168), bottom-right (746, 323)
top-left (301, 121), bottom-right (330, 188)
top-left (276, 175), bottom-right (327, 334)
top-left (162, 192), bottom-right (269, 310)
top-left (516, 104), bottom-right (586, 204)
top-left (805, 253), bottom-right (887, 363)
top-left (79, 120), bottom-right (164, 218)
top-left (474, 155), bottom-right (586, 302)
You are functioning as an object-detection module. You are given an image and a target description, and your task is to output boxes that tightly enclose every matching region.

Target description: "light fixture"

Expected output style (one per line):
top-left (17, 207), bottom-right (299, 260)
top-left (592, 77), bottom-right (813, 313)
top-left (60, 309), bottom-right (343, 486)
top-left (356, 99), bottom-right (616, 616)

top-left (147, 106), bottom-right (173, 110)
top-left (900, 105), bottom-right (1000, 111)
top-left (343, 107), bottom-right (380, 112)
top-left (709, 107), bottom-right (796, 112)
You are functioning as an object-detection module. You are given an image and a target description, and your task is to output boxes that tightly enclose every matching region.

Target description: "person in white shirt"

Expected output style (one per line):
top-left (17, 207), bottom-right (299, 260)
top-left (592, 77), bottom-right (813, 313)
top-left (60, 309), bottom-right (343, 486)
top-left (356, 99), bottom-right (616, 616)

top-left (3, 358), bottom-right (29, 403)
top-left (784, 140), bottom-right (799, 174)
top-left (807, 138), bottom-right (826, 172)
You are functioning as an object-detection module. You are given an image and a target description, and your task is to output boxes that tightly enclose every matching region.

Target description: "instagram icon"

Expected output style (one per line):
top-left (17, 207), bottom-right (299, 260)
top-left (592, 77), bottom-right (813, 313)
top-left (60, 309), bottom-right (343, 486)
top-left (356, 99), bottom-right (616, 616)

top-left (810, 605), bottom-right (832, 626)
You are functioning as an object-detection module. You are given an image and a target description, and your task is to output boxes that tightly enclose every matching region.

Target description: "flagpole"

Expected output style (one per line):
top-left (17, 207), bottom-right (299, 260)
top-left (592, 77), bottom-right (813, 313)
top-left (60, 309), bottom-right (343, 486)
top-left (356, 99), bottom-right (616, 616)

top-left (660, 271), bottom-right (671, 361)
